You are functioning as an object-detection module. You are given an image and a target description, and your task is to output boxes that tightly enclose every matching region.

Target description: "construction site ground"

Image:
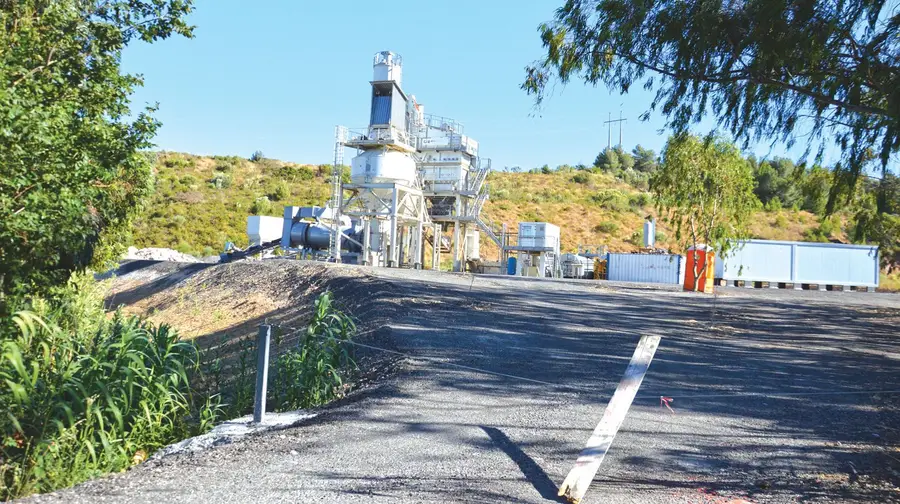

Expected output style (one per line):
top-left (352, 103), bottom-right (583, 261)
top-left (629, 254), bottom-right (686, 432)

top-left (27, 260), bottom-right (900, 504)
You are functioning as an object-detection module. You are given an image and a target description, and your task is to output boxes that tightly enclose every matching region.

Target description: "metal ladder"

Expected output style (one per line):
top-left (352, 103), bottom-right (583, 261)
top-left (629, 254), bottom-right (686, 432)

top-left (328, 126), bottom-right (348, 262)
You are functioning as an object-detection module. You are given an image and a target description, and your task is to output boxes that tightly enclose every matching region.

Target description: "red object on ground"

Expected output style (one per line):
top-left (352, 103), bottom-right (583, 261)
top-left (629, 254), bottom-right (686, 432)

top-left (685, 245), bottom-right (716, 293)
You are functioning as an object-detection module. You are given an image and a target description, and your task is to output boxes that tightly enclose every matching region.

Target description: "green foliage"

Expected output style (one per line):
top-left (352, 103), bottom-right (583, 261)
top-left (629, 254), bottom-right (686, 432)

top-left (524, 0), bottom-right (899, 200)
top-left (540, 164), bottom-right (552, 174)
top-left (800, 166), bottom-right (834, 215)
top-left (594, 221), bottom-right (620, 234)
top-left (210, 173), bottom-right (232, 189)
top-left (753, 158), bottom-right (802, 209)
top-left (652, 134), bottom-right (758, 289)
top-left (774, 214), bottom-right (789, 228)
top-left (249, 197), bottom-right (273, 216)
top-left (250, 150), bottom-right (265, 162)
top-left (632, 145), bottom-right (659, 174)
top-left (572, 173), bottom-right (590, 185)
top-left (269, 181), bottom-right (290, 202)
top-left (278, 164), bottom-right (315, 182)
top-left (591, 189), bottom-right (629, 212)
top-left (628, 192), bottom-right (651, 208)
top-left (594, 146), bottom-right (634, 172)
top-left (0, 1), bottom-right (194, 305)
top-left (765, 197), bottom-right (783, 212)
top-left (270, 291), bottom-right (356, 411)
top-left (0, 275), bottom-right (217, 499)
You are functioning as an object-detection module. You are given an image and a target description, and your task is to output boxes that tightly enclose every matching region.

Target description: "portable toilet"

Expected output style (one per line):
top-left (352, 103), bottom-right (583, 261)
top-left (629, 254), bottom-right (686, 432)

top-left (684, 245), bottom-right (715, 293)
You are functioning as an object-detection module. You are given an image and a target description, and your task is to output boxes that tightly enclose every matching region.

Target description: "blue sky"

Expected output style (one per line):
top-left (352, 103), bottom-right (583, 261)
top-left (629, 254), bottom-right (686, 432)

top-left (122, 0), bottom-right (838, 169)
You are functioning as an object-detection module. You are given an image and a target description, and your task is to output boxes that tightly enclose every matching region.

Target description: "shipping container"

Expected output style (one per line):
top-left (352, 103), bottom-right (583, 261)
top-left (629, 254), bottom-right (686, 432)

top-left (716, 239), bottom-right (879, 287)
top-left (607, 253), bottom-right (684, 284)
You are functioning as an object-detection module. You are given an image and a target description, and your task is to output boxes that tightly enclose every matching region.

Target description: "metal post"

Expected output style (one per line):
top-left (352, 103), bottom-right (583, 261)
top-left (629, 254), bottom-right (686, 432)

top-left (253, 324), bottom-right (271, 424)
top-left (389, 187), bottom-right (399, 267)
top-left (432, 223), bottom-right (442, 270)
top-left (415, 221), bottom-right (424, 269)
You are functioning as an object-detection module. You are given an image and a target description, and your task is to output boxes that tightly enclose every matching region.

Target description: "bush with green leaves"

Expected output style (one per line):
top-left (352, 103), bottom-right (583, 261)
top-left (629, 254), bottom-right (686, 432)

top-left (572, 173), bottom-right (590, 184)
top-left (594, 221), bottom-right (620, 234)
top-left (590, 189), bottom-right (629, 212)
top-left (270, 291), bottom-right (356, 411)
top-left (250, 150), bottom-right (265, 162)
top-left (0, 275), bottom-right (218, 500)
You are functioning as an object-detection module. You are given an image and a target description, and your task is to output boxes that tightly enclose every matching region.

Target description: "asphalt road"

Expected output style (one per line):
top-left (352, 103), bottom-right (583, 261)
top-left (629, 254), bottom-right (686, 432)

top-left (28, 266), bottom-right (900, 503)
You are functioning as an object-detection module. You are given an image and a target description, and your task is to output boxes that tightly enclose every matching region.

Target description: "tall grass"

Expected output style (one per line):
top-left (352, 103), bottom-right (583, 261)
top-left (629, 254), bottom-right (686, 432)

top-left (270, 291), bottom-right (356, 410)
top-left (0, 276), bottom-right (219, 500)
top-left (204, 291), bottom-right (358, 417)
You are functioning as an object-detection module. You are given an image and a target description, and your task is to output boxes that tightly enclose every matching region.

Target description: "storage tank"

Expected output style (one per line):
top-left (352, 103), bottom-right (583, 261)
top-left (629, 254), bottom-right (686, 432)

top-left (350, 149), bottom-right (418, 186)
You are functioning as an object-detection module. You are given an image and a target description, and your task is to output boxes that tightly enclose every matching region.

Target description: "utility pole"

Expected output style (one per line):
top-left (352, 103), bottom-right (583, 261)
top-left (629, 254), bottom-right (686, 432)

top-left (603, 112), bottom-right (627, 149)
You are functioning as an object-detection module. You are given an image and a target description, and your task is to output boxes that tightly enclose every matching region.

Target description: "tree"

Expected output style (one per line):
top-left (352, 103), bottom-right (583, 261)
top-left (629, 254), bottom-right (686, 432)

top-left (632, 145), bottom-right (659, 174)
top-left (523, 0), bottom-right (899, 207)
top-left (0, 1), bottom-right (195, 306)
top-left (593, 146), bottom-right (633, 172)
top-left (651, 134), bottom-right (758, 291)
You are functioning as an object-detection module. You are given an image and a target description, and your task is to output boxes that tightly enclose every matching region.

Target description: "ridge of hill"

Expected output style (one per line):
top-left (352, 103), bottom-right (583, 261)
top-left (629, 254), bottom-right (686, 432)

top-left (134, 152), bottom-right (831, 261)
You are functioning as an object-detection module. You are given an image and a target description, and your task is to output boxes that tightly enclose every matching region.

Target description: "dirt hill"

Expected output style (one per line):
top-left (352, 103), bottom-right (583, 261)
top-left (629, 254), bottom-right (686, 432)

top-left (133, 152), bottom-right (829, 260)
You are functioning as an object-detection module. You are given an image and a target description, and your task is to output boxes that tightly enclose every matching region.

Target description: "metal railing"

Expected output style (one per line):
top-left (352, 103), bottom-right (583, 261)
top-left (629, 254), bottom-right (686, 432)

top-left (344, 126), bottom-right (412, 147)
top-left (423, 113), bottom-right (464, 134)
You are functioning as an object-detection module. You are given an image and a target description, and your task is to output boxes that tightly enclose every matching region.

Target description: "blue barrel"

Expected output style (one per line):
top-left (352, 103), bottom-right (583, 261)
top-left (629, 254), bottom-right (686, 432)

top-left (507, 257), bottom-right (517, 275)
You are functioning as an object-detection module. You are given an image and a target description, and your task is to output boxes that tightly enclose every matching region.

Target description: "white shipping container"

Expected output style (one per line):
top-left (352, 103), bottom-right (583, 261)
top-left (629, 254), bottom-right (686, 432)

top-left (717, 239), bottom-right (879, 287)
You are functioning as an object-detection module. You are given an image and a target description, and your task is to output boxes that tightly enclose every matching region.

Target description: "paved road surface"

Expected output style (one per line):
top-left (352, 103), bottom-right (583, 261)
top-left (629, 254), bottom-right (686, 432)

top-left (29, 267), bottom-right (900, 503)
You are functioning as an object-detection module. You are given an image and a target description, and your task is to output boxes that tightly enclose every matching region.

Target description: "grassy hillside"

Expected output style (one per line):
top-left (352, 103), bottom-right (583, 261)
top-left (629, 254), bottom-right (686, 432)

top-left (136, 152), bottom-right (834, 259)
top-left (480, 170), bottom-right (830, 260)
top-left (133, 152), bottom-right (333, 256)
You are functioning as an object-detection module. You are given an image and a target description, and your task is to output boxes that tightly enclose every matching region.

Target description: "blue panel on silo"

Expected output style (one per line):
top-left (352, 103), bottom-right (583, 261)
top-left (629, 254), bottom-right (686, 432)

top-left (370, 96), bottom-right (391, 125)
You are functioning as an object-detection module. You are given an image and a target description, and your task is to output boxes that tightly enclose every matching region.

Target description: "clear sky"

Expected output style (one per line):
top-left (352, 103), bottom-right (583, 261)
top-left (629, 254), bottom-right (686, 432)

top-left (122, 0), bottom-right (838, 169)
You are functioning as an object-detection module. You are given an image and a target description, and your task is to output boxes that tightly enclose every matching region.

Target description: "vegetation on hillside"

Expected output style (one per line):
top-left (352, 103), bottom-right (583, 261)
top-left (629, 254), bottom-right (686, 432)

top-left (132, 153), bottom-right (337, 256)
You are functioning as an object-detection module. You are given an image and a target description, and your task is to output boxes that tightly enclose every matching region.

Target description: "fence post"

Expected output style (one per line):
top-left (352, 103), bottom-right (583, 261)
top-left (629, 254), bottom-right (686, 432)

top-left (253, 324), bottom-right (271, 423)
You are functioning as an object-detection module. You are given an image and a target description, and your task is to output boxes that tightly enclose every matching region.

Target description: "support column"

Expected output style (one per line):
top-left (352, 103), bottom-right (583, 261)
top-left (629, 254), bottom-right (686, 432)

top-left (432, 223), bottom-right (442, 271)
top-left (452, 222), bottom-right (462, 272)
top-left (362, 218), bottom-right (371, 266)
top-left (389, 188), bottom-right (399, 267)
top-left (414, 221), bottom-right (424, 269)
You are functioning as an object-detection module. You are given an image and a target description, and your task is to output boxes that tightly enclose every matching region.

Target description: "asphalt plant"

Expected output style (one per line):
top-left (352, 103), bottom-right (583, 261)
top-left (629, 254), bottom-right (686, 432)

top-left (270, 291), bottom-right (357, 411)
top-left (0, 301), bottom-right (218, 499)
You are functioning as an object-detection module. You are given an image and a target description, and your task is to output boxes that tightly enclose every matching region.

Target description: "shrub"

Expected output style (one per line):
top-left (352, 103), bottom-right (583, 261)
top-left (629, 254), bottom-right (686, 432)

top-left (269, 182), bottom-right (290, 201)
top-left (595, 221), bottom-right (620, 234)
top-left (270, 291), bottom-right (356, 410)
top-left (163, 155), bottom-right (193, 169)
top-left (655, 230), bottom-right (668, 243)
top-left (250, 150), bottom-right (265, 162)
top-left (278, 165), bottom-right (315, 182)
top-left (250, 196), bottom-right (273, 215)
top-left (627, 229), bottom-right (644, 246)
top-left (590, 189), bottom-right (629, 212)
top-left (765, 197), bottom-right (783, 212)
top-left (210, 173), bottom-right (232, 189)
top-left (774, 214), bottom-right (788, 228)
top-left (0, 277), bottom-right (218, 499)
top-left (572, 173), bottom-right (590, 185)
top-left (629, 193), bottom-right (651, 208)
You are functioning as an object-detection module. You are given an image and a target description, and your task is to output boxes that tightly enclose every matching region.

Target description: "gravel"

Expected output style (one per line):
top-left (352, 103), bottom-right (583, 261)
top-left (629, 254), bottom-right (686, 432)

top-left (123, 247), bottom-right (201, 263)
top-left (26, 263), bottom-right (900, 504)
